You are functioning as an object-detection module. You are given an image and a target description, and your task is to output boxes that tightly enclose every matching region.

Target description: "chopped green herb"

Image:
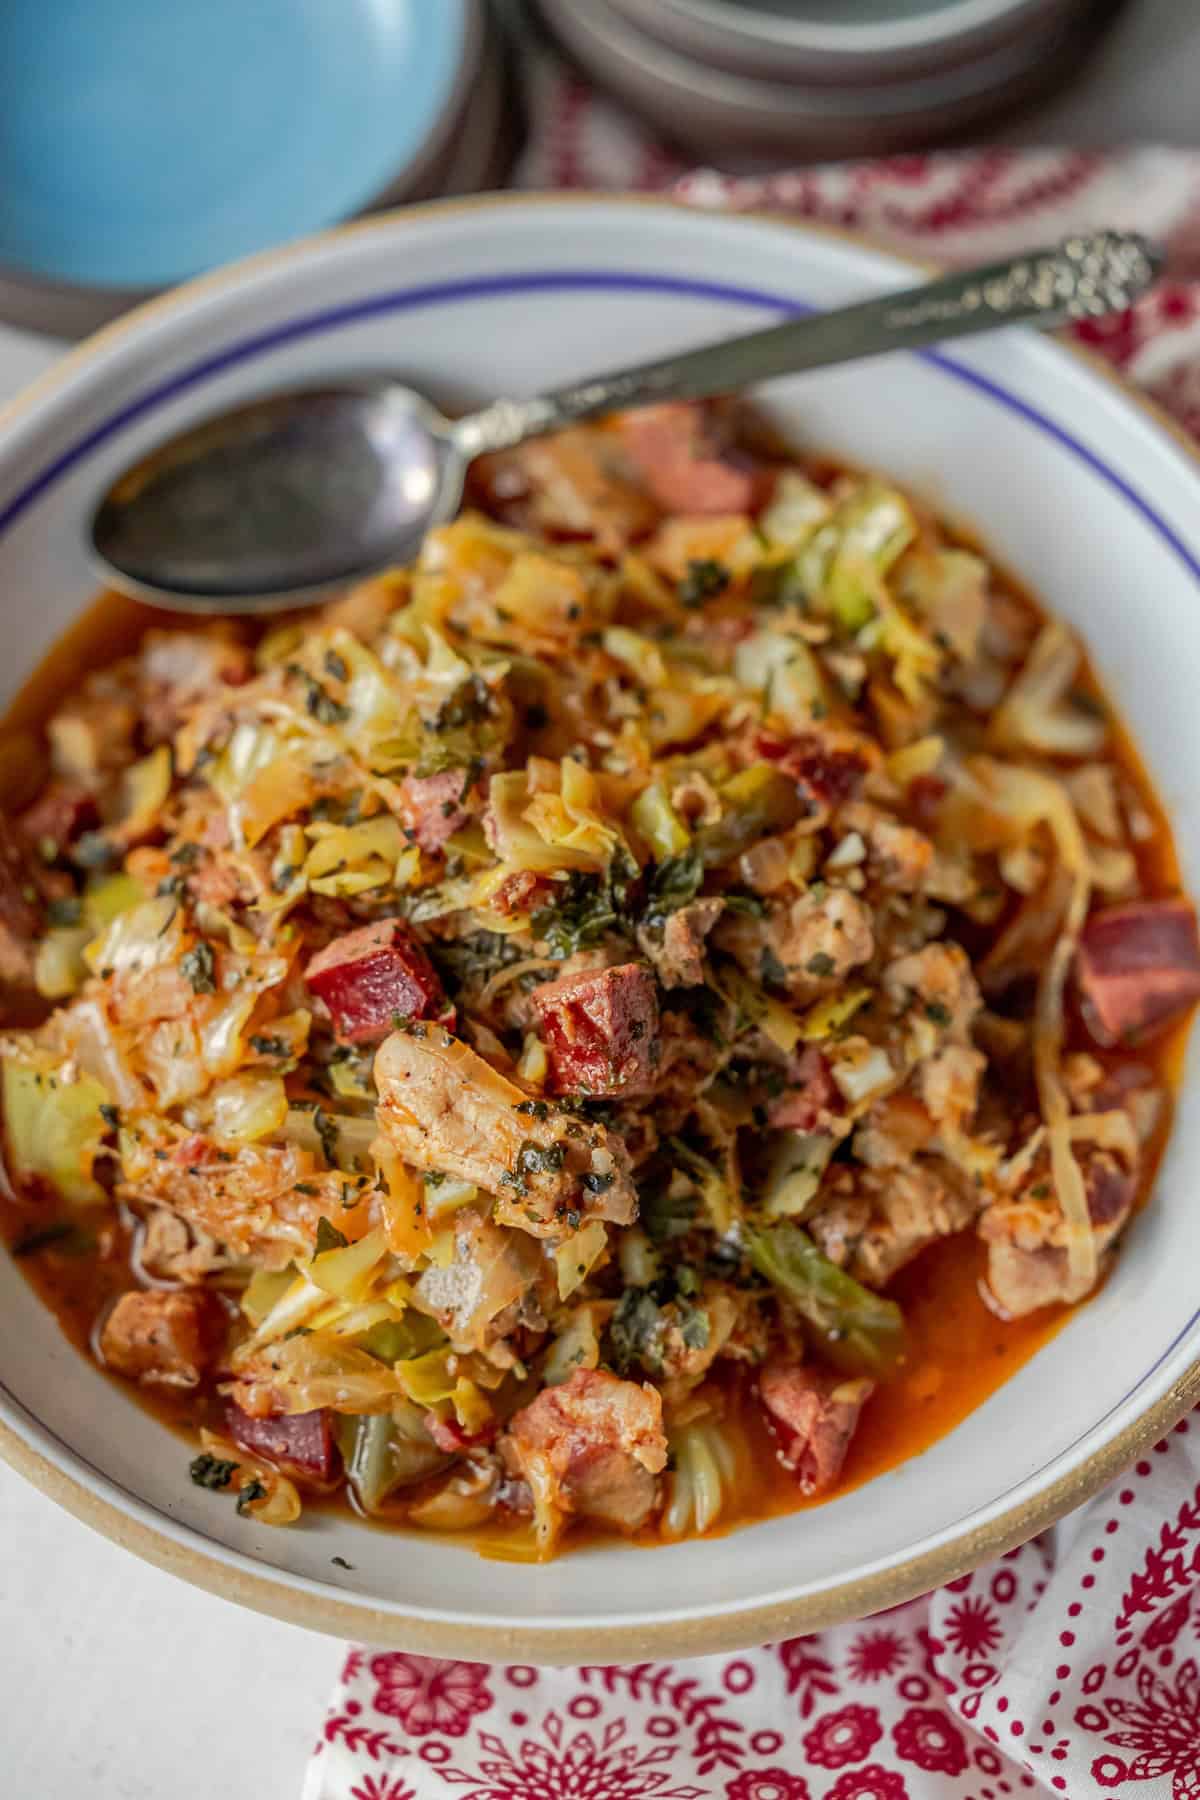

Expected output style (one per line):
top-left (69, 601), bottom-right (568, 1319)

top-left (806, 952), bottom-right (836, 978)
top-left (324, 648), bottom-right (349, 683)
top-left (313, 1107), bottom-right (340, 1168)
top-left (99, 1103), bottom-right (119, 1130)
top-left (190, 1453), bottom-right (237, 1491)
top-left (678, 558), bottom-right (730, 608)
top-left (249, 1034), bottom-right (289, 1059)
top-left (236, 1478), bottom-right (267, 1516)
top-left (314, 1217), bottom-right (349, 1256)
top-left (180, 941), bottom-right (216, 995)
top-left (609, 1287), bottom-right (664, 1375)
top-left (924, 1000), bottom-right (951, 1027)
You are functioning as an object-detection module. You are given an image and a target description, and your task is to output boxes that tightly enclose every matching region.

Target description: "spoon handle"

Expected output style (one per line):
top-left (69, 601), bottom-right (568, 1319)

top-left (453, 231), bottom-right (1162, 460)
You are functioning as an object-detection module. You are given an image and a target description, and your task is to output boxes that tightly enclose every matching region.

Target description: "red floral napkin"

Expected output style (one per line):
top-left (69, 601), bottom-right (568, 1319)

top-left (304, 58), bottom-right (1200, 1800)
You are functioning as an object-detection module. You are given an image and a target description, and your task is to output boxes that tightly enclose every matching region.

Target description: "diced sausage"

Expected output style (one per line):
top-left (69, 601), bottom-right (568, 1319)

top-left (99, 1288), bottom-right (223, 1388)
top-left (397, 770), bottom-right (476, 856)
top-left (616, 402), bottom-right (774, 516)
top-left (533, 962), bottom-right (660, 1097)
top-left (373, 1027), bottom-right (636, 1236)
top-left (499, 1368), bottom-right (667, 1546)
top-left (1076, 898), bottom-right (1200, 1045)
top-left (767, 1047), bottom-right (839, 1131)
top-left (759, 1360), bottom-right (872, 1496)
top-left (305, 919), bottom-right (448, 1043)
top-left (226, 1401), bottom-right (338, 1485)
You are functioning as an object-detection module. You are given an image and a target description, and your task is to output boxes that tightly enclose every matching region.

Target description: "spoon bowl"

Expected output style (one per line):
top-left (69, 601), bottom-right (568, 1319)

top-left (91, 383), bottom-right (462, 613)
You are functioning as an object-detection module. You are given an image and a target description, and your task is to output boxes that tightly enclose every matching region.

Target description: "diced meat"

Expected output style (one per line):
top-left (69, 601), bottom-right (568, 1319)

top-left (809, 1160), bottom-right (980, 1287)
top-left (533, 962), bottom-right (660, 1097)
top-left (978, 1144), bottom-right (1138, 1316)
top-left (99, 1288), bottom-right (223, 1388)
top-left (758, 1360), bottom-right (872, 1496)
top-left (305, 919), bottom-right (448, 1044)
top-left (397, 770), bottom-right (476, 856)
top-left (0, 817), bottom-right (41, 985)
top-left (637, 898), bottom-right (723, 990)
top-left (499, 1368), bottom-right (668, 1547)
top-left (838, 801), bottom-right (934, 893)
top-left (756, 730), bottom-right (870, 811)
top-left (1076, 898), bottom-right (1200, 1046)
top-left (226, 1401), bottom-right (338, 1485)
top-left (616, 402), bottom-right (775, 516)
top-left (374, 1027), bottom-right (636, 1237)
top-left (717, 887), bottom-right (874, 1003)
top-left (767, 1046), bottom-right (839, 1131)
top-left (883, 942), bottom-right (982, 1042)
top-left (119, 1127), bottom-right (369, 1267)
top-left (17, 781), bottom-right (99, 856)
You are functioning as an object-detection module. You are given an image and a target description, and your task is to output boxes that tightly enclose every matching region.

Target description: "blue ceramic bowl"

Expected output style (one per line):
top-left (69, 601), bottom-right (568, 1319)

top-left (0, 0), bottom-right (479, 330)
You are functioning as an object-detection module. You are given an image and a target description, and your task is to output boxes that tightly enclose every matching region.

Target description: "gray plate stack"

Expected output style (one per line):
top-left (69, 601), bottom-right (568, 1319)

top-left (535, 0), bottom-right (1118, 162)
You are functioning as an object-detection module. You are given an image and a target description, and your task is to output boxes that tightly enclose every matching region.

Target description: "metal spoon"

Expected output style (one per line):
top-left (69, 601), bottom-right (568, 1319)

top-left (91, 231), bottom-right (1162, 614)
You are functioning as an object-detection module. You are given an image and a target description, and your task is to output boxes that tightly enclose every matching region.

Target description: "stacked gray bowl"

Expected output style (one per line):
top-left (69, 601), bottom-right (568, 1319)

top-left (535, 0), bottom-right (1115, 161)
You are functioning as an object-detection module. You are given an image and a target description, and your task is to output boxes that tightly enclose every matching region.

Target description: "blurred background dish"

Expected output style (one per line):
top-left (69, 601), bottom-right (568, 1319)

top-left (0, 0), bottom-right (505, 338)
top-left (534, 0), bottom-right (1121, 163)
top-left (602, 0), bottom-right (1100, 82)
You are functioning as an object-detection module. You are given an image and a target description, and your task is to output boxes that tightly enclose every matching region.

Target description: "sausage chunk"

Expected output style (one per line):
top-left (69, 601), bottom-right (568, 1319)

top-left (226, 1402), bottom-right (338, 1486)
top-left (305, 919), bottom-right (448, 1044)
top-left (533, 962), bottom-right (660, 1097)
top-left (1076, 898), bottom-right (1200, 1045)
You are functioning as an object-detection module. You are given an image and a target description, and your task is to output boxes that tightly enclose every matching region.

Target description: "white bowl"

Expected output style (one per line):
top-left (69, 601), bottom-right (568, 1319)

top-left (1, 195), bottom-right (1198, 1662)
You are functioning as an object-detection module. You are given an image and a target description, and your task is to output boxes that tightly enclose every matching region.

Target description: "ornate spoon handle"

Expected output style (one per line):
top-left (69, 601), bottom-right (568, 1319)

top-left (455, 231), bottom-right (1163, 459)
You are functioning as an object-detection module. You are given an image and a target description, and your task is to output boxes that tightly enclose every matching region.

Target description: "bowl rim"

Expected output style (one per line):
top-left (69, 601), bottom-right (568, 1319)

top-left (647, 0), bottom-right (1079, 57)
top-left (0, 188), bottom-right (1198, 1661)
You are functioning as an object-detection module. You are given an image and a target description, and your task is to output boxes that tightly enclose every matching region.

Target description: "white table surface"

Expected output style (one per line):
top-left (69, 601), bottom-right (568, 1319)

top-left (5, 4), bottom-right (1200, 1793)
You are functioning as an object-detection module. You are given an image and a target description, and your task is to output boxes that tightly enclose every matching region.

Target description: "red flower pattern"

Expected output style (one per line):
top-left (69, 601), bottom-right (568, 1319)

top-left (438, 1711), bottom-right (706, 1800)
top-left (1093, 1658), bottom-right (1200, 1799)
top-left (349, 1779), bottom-right (415, 1800)
top-left (940, 1596), bottom-right (1003, 1660)
top-left (844, 1631), bottom-right (907, 1685)
top-left (823, 1767), bottom-right (910, 1800)
top-left (890, 1706), bottom-right (968, 1777)
top-left (724, 1771), bottom-right (811, 1800)
top-left (800, 1704), bottom-right (882, 1770)
top-left (368, 1654), bottom-right (492, 1737)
